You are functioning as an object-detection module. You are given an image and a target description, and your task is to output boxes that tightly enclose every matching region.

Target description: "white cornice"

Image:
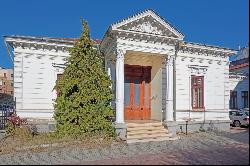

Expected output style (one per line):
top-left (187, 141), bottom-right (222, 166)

top-left (111, 9), bottom-right (184, 40)
top-left (5, 36), bottom-right (73, 52)
top-left (229, 74), bottom-right (248, 80)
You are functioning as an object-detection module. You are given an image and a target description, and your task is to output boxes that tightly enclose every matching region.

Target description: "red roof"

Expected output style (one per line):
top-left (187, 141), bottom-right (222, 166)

top-left (229, 57), bottom-right (249, 71)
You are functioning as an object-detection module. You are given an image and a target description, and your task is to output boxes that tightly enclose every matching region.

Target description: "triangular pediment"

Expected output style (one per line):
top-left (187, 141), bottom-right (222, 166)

top-left (111, 9), bottom-right (184, 39)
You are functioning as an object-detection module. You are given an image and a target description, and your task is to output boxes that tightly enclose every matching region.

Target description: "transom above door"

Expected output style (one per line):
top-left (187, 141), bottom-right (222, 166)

top-left (124, 64), bottom-right (151, 120)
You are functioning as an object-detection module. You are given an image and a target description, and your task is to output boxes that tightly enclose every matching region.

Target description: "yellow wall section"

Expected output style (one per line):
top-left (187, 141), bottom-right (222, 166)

top-left (124, 51), bottom-right (162, 120)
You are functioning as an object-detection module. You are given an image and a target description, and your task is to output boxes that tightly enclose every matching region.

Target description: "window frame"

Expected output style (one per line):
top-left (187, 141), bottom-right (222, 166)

top-left (230, 90), bottom-right (238, 109)
top-left (191, 75), bottom-right (205, 110)
top-left (241, 91), bottom-right (248, 108)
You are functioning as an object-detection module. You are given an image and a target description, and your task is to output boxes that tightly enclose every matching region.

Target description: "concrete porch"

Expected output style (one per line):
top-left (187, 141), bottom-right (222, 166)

top-left (124, 120), bottom-right (178, 144)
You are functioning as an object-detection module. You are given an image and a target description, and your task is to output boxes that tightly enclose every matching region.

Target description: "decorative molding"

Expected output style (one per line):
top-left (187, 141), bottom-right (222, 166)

top-left (188, 65), bottom-right (208, 75)
top-left (116, 49), bottom-right (126, 60)
top-left (181, 57), bottom-right (187, 61)
top-left (190, 57), bottom-right (195, 62)
top-left (52, 63), bottom-right (65, 73)
top-left (5, 38), bottom-right (72, 53)
top-left (208, 60), bottom-right (213, 64)
top-left (111, 9), bottom-right (184, 39)
top-left (229, 74), bottom-right (248, 80)
top-left (217, 60), bottom-right (222, 65)
top-left (198, 58), bottom-right (204, 63)
top-left (128, 21), bottom-right (164, 35)
top-left (166, 55), bottom-right (174, 66)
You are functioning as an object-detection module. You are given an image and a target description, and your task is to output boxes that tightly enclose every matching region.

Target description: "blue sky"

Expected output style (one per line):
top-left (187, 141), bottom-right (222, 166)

top-left (0, 0), bottom-right (249, 68)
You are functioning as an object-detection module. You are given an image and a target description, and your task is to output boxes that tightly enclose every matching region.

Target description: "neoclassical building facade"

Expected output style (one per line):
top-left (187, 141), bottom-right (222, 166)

top-left (5, 9), bottom-right (237, 140)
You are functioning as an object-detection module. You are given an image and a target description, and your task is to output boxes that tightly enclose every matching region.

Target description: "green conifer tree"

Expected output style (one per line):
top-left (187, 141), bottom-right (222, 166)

top-left (54, 20), bottom-right (115, 137)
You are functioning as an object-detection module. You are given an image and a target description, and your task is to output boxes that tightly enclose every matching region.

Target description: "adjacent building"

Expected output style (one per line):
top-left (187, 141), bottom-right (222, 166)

top-left (229, 46), bottom-right (249, 110)
top-left (0, 67), bottom-right (14, 95)
top-left (4, 9), bottom-right (238, 138)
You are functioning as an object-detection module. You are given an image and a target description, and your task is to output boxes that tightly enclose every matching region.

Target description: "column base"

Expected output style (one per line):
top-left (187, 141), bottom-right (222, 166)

top-left (163, 120), bottom-right (177, 136)
top-left (113, 122), bottom-right (127, 140)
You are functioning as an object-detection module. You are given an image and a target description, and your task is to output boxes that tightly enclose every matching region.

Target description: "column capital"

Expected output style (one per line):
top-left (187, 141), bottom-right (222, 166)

top-left (166, 55), bottom-right (175, 65)
top-left (116, 48), bottom-right (126, 60)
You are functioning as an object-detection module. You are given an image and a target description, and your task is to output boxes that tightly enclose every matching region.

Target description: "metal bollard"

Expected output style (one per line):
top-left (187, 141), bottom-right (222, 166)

top-left (185, 120), bottom-right (188, 135)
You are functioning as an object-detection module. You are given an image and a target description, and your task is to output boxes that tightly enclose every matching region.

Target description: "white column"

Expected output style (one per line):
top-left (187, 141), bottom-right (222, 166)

top-left (165, 56), bottom-right (174, 121)
top-left (115, 49), bottom-right (125, 123)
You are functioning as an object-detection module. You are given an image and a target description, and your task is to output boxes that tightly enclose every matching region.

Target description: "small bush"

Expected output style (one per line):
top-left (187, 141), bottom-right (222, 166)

top-left (5, 121), bottom-right (15, 137)
top-left (5, 113), bottom-right (30, 138)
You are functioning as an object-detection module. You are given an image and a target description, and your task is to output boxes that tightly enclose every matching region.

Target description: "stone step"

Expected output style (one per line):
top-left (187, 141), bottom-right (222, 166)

top-left (126, 122), bottom-right (162, 128)
top-left (127, 129), bottom-right (168, 136)
top-left (127, 132), bottom-right (173, 140)
top-left (127, 125), bottom-right (165, 131)
top-left (127, 136), bottom-right (179, 144)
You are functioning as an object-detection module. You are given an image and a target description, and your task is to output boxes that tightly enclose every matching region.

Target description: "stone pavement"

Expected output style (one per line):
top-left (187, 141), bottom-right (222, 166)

top-left (76, 143), bottom-right (248, 165)
top-left (0, 128), bottom-right (249, 165)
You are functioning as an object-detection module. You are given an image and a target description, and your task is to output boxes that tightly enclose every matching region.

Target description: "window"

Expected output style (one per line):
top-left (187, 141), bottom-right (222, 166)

top-left (11, 83), bottom-right (14, 87)
top-left (4, 73), bottom-right (6, 77)
top-left (241, 91), bottom-right (248, 108)
top-left (191, 75), bottom-right (204, 109)
top-left (230, 91), bottom-right (237, 109)
top-left (11, 74), bottom-right (13, 78)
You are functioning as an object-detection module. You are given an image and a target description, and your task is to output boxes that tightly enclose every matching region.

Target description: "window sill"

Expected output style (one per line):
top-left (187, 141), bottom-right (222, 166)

top-left (191, 108), bottom-right (205, 112)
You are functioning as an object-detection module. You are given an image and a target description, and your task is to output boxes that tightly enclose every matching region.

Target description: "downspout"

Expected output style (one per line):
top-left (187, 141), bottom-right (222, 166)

top-left (173, 56), bottom-right (176, 121)
top-left (173, 41), bottom-right (185, 121)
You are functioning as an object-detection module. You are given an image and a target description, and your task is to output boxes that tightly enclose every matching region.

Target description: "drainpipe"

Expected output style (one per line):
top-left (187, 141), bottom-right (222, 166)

top-left (173, 41), bottom-right (185, 121)
top-left (173, 56), bottom-right (176, 121)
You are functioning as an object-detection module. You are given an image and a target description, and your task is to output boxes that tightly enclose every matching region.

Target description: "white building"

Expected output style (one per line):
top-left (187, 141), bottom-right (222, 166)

top-left (4, 9), bottom-right (237, 140)
top-left (229, 46), bottom-right (249, 110)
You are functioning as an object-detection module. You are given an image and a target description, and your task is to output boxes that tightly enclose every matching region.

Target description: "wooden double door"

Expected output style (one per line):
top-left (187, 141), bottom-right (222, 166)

top-left (124, 64), bottom-right (152, 120)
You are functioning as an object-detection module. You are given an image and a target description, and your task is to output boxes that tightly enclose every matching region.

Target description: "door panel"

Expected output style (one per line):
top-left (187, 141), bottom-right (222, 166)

top-left (134, 79), bottom-right (140, 107)
top-left (124, 65), bottom-right (151, 120)
top-left (124, 79), bottom-right (130, 106)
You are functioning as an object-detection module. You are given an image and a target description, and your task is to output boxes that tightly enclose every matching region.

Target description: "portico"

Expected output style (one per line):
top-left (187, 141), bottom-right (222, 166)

top-left (100, 9), bottom-right (183, 138)
top-left (114, 50), bottom-right (175, 123)
top-left (100, 9), bottom-right (237, 140)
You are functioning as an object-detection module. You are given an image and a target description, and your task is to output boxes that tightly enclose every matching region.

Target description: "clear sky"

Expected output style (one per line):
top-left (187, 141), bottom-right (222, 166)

top-left (0, 0), bottom-right (249, 68)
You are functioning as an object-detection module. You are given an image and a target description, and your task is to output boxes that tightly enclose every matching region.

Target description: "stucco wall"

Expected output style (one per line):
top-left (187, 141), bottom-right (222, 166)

top-left (14, 47), bottom-right (69, 119)
top-left (175, 52), bottom-right (230, 122)
top-left (150, 57), bottom-right (162, 120)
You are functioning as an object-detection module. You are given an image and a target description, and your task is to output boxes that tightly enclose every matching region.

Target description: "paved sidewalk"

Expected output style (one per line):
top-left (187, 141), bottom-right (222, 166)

top-left (0, 129), bottom-right (249, 165)
top-left (76, 143), bottom-right (248, 165)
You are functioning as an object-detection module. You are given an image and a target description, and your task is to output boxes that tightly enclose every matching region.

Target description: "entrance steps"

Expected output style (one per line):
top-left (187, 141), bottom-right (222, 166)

top-left (126, 121), bottom-right (178, 144)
